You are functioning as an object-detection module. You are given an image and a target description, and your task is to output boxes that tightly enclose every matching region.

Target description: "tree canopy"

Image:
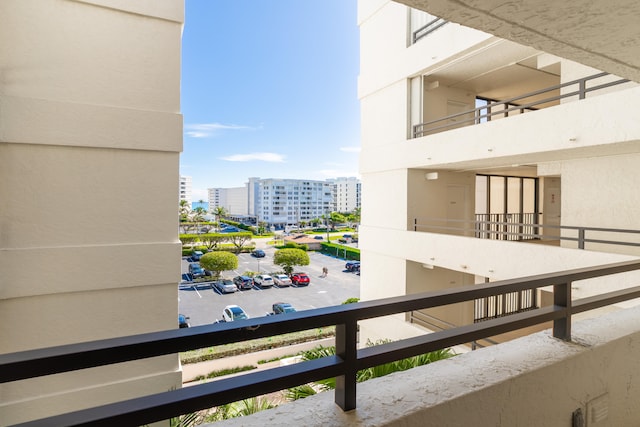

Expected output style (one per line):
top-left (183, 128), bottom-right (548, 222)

top-left (273, 248), bottom-right (310, 275)
top-left (199, 252), bottom-right (238, 280)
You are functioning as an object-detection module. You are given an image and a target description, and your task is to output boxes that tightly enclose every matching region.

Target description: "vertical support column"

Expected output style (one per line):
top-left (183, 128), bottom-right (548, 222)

top-left (578, 228), bottom-right (585, 249)
top-left (553, 282), bottom-right (572, 340)
top-left (335, 319), bottom-right (358, 411)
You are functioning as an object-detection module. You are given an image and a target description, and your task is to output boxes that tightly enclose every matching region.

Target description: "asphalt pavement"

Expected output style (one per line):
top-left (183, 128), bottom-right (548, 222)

top-left (179, 244), bottom-right (360, 326)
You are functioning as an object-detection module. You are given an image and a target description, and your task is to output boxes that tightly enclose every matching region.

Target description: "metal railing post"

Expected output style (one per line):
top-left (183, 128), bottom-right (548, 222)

top-left (578, 228), bottom-right (585, 249)
top-left (553, 282), bottom-right (572, 340)
top-left (579, 79), bottom-right (586, 99)
top-left (335, 319), bottom-right (358, 411)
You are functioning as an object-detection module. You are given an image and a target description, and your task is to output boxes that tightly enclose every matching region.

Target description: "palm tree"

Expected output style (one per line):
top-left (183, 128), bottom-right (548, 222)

top-left (179, 200), bottom-right (191, 222)
top-left (191, 207), bottom-right (206, 233)
top-left (213, 206), bottom-right (227, 231)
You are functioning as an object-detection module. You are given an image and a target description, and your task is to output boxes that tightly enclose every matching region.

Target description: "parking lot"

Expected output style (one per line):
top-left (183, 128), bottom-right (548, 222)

top-left (179, 246), bottom-right (360, 326)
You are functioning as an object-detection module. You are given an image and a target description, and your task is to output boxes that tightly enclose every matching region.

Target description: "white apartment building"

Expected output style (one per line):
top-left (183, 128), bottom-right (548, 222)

top-left (208, 186), bottom-right (248, 215)
top-left (327, 176), bottom-right (361, 213)
top-left (358, 1), bottom-right (640, 344)
top-left (179, 175), bottom-right (192, 204)
top-left (253, 178), bottom-right (333, 228)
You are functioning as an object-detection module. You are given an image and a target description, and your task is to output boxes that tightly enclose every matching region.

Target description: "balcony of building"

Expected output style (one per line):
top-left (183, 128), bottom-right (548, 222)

top-left (409, 51), bottom-right (632, 140)
top-left (3, 259), bottom-right (640, 426)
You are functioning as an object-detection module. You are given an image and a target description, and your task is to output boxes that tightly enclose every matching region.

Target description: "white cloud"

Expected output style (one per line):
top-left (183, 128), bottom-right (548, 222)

top-left (220, 152), bottom-right (286, 163)
top-left (184, 122), bottom-right (259, 138)
top-left (339, 146), bottom-right (361, 153)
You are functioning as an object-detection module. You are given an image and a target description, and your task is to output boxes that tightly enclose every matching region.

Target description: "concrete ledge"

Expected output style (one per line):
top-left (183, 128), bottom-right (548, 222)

top-left (213, 305), bottom-right (640, 426)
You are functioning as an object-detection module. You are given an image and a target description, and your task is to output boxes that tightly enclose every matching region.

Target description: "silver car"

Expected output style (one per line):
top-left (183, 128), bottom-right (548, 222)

top-left (214, 279), bottom-right (238, 294)
top-left (273, 274), bottom-right (292, 287)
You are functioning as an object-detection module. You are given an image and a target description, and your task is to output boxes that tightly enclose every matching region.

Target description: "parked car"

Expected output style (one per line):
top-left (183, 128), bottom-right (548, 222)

top-left (233, 275), bottom-right (254, 290)
top-left (178, 314), bottom-right (190, 328)
top-left (213, 279), bottom-right (238, 294)
top-left (188, 262), bottom-right (204, 277)
top-left (253, 274), bottom-right (274, 288)
top-left (313, 235), bottom-right (323, 240)
top-left (273, 274), bottom-right (292, 287)
top-left (272, 302), bottom-right (296, 315)
top-left (252, 249), bottom-right (266, 258)
top-left (191, 250), bottom-right (204, 261)
top-left (220, 226), bottom-right (240, 233)
top-left (222, 305), bottom-right (249, 322)
top-left (291, 272), bottom-right (310, 286)
top-left (345, 261), bottom-right (361, 272)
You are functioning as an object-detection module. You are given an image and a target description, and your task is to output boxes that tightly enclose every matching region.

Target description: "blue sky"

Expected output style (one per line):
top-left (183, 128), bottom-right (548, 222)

top-left (181, 0), bottom-right (361, 200)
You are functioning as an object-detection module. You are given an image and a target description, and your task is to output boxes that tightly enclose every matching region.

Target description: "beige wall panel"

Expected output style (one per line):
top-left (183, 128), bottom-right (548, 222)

top-left (0, 144), bottom-right (179, 249)
top-left (1, 283), bottom-right (178, 352)
top-left (2, 369), bottom-right (182, 426)
top-left (0, 0), bottom-right (181, 111)
top-left (0, 96), bottom-right (182, 151)
top-left (74, 0), bottom-right (184, 22)
top-left (0, 243), bottom-right (180, 299)
top-left (360, 170), bottom-right (407, 229)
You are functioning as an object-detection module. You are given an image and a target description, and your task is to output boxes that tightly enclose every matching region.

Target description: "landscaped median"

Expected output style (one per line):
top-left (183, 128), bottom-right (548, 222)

top-left (181, 327), bottom-right (336, 383)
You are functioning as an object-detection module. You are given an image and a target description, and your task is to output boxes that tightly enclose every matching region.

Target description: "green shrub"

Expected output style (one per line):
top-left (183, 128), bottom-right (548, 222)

top-left (320, 242), bottom-right (360, 260)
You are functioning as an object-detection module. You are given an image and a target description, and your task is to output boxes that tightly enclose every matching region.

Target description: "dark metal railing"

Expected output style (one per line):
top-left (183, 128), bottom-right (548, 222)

top-left (474, 213), bottom-right (541, 241)
top-left (412, 17), bottom-right (448, 43)
top-left (413, 72), bottom-right (630, 138)
top-left (414, 216), bottom-right (640, 250)
top-left (4, 259), bottom-right (640, 426)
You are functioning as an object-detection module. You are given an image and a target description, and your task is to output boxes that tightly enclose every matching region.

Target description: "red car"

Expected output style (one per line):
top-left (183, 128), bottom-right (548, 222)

top-left (291, 272), bottom-right (310, 286)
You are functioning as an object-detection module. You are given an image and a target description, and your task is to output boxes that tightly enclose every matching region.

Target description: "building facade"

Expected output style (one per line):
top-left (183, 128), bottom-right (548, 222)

top-left (358, 0), bottom-right (640, 344)
top-left (0, 1), bottom-right (184, 424)
top-left (179, 175), bottom-right (192, 204)
top-left (208, 186), bottom-right (249, 215)
top-left (253, 178), bottom-right (334, 229)
top-left (328, 176), bottom-right (361, 213)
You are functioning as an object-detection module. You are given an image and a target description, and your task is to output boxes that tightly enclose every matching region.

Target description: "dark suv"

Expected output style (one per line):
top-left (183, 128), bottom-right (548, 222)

top-left (345, 261), bottom-right (360, 272)
top-left (233, 275), bottom-right (254, 290)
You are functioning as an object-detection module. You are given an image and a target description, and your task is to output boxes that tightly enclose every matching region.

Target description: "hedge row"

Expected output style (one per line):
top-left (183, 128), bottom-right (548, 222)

top-left (319, 242), bottom-right (360, 261)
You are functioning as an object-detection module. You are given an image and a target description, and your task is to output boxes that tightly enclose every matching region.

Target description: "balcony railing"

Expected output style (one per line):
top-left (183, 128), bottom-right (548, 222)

top-left (412, 17), bottom-right (448, 43)
top-left (3, 260), bottom-right (640, 426)
top-left (414, 216), bottom-right (640, 250)
top-left (413, 72), bottom-right (630, 138)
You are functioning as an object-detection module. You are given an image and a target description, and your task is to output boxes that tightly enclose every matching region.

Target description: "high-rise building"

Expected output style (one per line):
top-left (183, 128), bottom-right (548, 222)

top-left (179, 175), bottom-right (192, 204)
top-left (208, 187), bottom-right (249, 215)
top-left (253, 178), bottom-right (334, 228)
top-left (358, 0), bottom-right (640, 345)
top-left (327, 177), bottom-right (361, 213)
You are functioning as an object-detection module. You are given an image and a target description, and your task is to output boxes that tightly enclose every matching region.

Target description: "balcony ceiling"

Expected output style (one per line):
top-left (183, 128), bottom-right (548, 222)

top-left (396, 0), bottom-right (640, 83)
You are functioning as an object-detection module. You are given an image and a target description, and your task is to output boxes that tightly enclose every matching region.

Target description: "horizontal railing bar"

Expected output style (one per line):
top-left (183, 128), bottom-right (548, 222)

top-left (357, 306), bottom-right (563, 370)
top-left (573, 285), bottom-right (640, 314)
top-left (5, 260), bottom-right (640, 384)
top-left (412, 73), bottom-right (628, 137)
top-left (12, 356), bottom-right (344, 427)
top-left (0, 310), bottom-right (347, 383)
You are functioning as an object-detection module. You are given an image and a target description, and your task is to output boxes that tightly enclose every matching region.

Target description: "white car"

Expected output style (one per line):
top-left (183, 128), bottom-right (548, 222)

top-left (273, 274), bottom-right (292, 287)
top-left (222, 305), bottom-right (249, 322)
top-left (253, 274), bottom-right (274, 288)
